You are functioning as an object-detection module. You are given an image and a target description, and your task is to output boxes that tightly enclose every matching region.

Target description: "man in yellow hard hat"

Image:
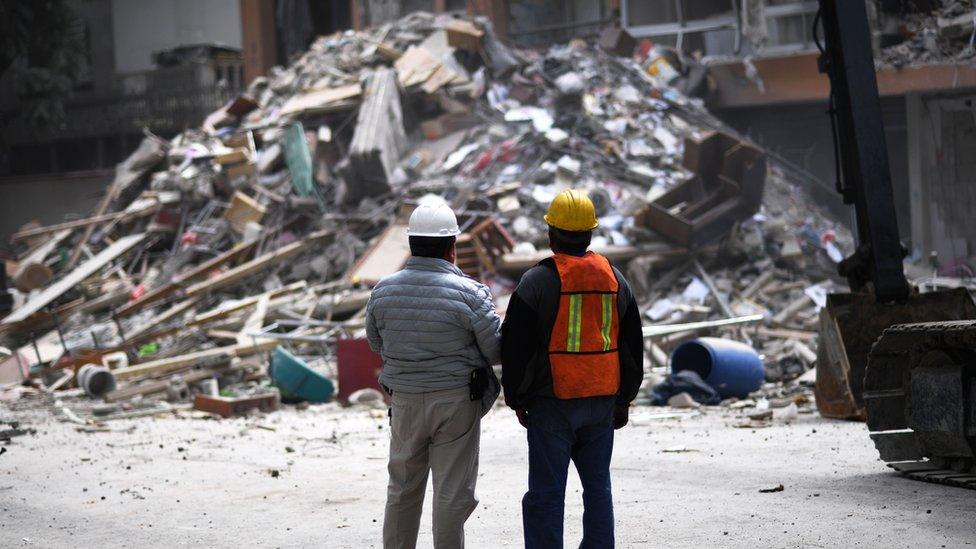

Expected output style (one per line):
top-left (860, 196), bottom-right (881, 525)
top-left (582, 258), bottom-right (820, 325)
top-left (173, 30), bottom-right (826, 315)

top-left (501, 189), bottom-right (643, 548)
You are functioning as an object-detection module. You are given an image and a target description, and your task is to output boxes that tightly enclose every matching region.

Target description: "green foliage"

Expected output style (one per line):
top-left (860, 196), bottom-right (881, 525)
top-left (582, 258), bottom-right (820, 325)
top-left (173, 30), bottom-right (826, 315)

top-left (0, 0), bottom-right (87, 129)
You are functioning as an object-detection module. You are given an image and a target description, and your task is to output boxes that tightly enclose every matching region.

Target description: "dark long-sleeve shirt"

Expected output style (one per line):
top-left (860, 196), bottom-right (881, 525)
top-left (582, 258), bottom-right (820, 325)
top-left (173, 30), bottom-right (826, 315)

top-left (501, 256), bottom-right (644, 409)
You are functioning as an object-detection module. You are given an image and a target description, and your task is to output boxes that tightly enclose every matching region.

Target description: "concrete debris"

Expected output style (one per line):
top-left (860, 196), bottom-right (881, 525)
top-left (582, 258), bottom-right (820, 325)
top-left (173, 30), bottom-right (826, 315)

top-left (667, 392), bottom-right (702, 409)
top-left (878, 1), bottom-right (976, 67)
top-left (343, 68), bottom-right (407, 204)
top-left (0, 12), bottom-right (854, 427)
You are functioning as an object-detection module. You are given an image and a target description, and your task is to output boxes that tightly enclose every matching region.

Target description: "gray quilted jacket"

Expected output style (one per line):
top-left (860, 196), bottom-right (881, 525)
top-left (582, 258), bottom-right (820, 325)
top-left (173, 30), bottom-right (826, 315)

top-left (366, 256), bottom-right (502, 393)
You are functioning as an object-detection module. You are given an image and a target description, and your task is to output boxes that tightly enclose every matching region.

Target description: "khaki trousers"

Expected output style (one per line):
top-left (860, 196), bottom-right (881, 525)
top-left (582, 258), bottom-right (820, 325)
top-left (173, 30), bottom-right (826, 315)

top-left (383, 386), bottom-right (481, 549)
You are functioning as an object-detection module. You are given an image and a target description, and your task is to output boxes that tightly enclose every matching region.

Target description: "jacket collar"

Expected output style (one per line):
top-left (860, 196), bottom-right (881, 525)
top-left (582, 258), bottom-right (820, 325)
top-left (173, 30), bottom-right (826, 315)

top-left (553, 250), bottom-right (592, 259)
top-left (405, 256), bottom-right (465, 276)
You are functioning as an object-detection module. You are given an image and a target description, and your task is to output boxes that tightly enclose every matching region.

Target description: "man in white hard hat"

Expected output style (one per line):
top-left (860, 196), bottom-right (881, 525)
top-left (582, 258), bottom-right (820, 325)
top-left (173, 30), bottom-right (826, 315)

top-left (366, 198), bottom-right (502, 549)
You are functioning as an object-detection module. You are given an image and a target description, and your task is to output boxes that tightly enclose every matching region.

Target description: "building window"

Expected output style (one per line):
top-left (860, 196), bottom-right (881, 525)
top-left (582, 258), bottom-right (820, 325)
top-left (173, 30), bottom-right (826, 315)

top-left (69, 17), bottom-right (94, 91)
top-left (509, 0), bottom-right (610, 45)
top-left (621, 0), bottom-right (817, 56)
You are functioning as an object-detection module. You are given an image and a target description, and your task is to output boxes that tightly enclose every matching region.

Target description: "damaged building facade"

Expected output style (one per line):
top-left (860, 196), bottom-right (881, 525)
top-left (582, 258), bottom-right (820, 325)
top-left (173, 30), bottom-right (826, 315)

top-left (629, 0), bottom-right (976, 271)
top-left (450, 0), bottom-right (976, 271)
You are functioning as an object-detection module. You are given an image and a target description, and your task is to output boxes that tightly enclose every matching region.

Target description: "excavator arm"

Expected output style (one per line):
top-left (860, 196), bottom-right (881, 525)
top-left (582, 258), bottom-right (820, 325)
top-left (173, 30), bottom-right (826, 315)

top-left (814, 0), bottom-right (976, 488)
top-left (816, 0), bottom-right (908, 303)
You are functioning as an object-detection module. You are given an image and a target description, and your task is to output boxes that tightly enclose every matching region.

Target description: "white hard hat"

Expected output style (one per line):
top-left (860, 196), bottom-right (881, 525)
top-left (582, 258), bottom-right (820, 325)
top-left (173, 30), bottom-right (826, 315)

top-left (417, 193), bottom-right (448, 207)
top-left (407, 201), bottom-right (461, 237)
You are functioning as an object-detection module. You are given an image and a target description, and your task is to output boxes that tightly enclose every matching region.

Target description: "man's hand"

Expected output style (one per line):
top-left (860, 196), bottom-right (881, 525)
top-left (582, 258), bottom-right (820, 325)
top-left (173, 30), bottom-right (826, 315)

top-left (516, 408), bottom-right (529, 428)
top-left (613, 404), bottom-right (629, 430)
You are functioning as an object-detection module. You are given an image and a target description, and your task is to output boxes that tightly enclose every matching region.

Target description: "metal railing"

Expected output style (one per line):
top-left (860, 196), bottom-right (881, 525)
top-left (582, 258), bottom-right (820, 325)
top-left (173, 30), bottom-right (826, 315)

top-left (5, 87), bottom-right (238, 142)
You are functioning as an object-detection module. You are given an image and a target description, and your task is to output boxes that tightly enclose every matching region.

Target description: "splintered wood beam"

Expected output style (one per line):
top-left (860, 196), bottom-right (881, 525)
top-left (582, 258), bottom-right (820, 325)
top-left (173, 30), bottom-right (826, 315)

top-left (11, 209), bottom-right (154, 241)
top-left (2, 233), bottom-right (148, 325)
top-left (113, 339), bottom-right (279, 381)
top-left (184, 231), bottom-right (331, 298)
top-left (116, 240), bottom-right (258, 317)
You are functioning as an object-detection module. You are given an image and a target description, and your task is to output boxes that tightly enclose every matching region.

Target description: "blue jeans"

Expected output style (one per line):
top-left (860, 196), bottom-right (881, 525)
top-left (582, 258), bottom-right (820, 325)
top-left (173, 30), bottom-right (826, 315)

top-left (522, 396), bottom-right (615, 549)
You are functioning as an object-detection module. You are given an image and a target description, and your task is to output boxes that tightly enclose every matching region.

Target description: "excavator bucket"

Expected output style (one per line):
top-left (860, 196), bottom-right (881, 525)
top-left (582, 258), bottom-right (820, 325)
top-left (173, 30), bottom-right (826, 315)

top-left (815, 288), bottom-right (976, 420)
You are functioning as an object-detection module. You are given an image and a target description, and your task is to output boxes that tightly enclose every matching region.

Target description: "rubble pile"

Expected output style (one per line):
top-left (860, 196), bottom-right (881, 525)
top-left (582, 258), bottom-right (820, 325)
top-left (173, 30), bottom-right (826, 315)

top-left (877, 1), bottom-right (976, 67)
top-left (0, 13), bottom-right (850, 423)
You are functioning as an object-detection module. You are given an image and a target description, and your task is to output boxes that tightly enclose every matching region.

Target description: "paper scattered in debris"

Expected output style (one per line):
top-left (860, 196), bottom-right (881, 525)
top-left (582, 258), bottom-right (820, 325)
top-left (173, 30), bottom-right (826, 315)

top-left (803, 283), bottom-right (829, 310)
top-left (682, 277), bottom-right (711, 302)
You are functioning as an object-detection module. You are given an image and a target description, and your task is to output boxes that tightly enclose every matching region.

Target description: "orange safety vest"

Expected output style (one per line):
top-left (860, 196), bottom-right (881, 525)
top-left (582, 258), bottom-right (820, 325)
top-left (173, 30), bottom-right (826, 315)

top-left (547, 252), bottom-right (621, 399)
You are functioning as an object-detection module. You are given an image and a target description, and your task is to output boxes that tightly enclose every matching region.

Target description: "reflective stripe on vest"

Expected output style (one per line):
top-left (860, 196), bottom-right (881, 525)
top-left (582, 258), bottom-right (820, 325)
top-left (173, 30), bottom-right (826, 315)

top-left (547, 252), bottom-right (621, 399)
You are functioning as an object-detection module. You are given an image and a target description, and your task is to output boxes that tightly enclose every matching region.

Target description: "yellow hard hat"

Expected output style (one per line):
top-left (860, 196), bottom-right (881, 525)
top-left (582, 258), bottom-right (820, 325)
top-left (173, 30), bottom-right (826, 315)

top-left (544, 189), bottom-right (599, 232)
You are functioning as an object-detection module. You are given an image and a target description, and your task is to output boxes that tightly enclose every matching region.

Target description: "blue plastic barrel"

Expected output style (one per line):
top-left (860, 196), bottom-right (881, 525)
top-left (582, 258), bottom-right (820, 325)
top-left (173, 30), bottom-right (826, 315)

top-left (669, 337), bottom-right (764, 399)
top-left (270, 347), bottom-right (335, 403)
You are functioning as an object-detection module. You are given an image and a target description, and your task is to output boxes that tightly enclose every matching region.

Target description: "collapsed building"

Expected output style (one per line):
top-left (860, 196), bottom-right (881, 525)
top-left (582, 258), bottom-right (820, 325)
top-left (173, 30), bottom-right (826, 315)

top-left (0, 13), bottom-right (853, 423)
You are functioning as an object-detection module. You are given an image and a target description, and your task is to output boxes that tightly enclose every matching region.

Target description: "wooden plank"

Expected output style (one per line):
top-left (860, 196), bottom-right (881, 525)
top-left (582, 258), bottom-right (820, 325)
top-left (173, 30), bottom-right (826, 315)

top-left (11, 209), bottom-right (154, 241)
top-left (278, 83), bottom-right (362, 117)
top-left (223, 191), bottom-right (266, 233)
top-left (67, 189), bottom-right (114, 269)
top-left (192, 281), bottom-right (306, 325)
top-left (193, 392), bottom-right (279, 417)
top-left (642, 314), bottom-right (764, 338)
top-left (237, 294), bottom-right (270, 345)
top-left (739, 270), bottom-right (776, 300)
top-left (105, 366), bottom-right (229, 402)
top-left (347, 223), bottom-right (411, 286)
top-left (772, 294), bottom-right (813, 325)
top-left (395, 46), bottom-right (441, 87)
top-left (126, 297), bottom-right (201, 340)
top-left (116, 240), bottom-right (257, 317)
top-left (3, 233), bottom-right (148, 325)
top-left (498, 243), bottom-right (684, 272)
top-left (754, 326), bottom-right (818, 342)
top-left (185, 231), bottom-right (330, 297)
top-left (765, 281), bottom-right (806, 295)
top-left (16, 229), bottom-right (71, 266)
top-left (694, 259), bottom-right (734, 318)
top-left (445, 19), bottom-right (484, 52)
top-left (114, 339), bottom-right (279, 381)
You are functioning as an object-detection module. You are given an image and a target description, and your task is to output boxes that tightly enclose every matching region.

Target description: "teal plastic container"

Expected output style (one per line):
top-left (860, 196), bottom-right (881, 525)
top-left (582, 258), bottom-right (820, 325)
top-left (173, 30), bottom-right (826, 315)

top-left (270, 347), bottom-right (335, 403)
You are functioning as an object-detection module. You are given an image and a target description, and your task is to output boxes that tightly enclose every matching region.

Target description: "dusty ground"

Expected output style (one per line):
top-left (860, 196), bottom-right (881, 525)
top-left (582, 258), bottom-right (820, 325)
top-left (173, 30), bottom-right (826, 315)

top-left (1, 400), bottom-right (974, 548)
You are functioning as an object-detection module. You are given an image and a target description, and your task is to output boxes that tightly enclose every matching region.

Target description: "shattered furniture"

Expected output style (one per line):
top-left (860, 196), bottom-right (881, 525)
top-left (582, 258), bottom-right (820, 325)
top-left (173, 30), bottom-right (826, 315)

top-left (636, 131), bottom-right (766, 248)
top-left (193, 391), bottom-right (281, 418)
top-left (455, 218), bottom-right (515, 279)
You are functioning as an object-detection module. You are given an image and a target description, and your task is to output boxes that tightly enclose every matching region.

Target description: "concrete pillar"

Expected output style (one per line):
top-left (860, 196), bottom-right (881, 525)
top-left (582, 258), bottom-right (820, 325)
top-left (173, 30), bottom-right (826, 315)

top-left (351, 0), bottom-right (363, 30)
top-left (240, 0), bottom-right (278, 86)
top-left (467, 0), bottom-right (508, 38)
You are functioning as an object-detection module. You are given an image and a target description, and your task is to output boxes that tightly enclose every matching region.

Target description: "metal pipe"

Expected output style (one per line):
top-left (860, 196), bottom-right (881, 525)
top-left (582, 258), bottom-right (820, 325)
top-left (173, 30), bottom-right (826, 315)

top-left (642, 314), bottom-right (765, 338)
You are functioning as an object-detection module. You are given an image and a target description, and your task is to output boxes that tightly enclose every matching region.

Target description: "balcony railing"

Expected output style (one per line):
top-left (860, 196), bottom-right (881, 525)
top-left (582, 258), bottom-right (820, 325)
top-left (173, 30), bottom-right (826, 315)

top-left (5, 87), bottom-right (238, 143)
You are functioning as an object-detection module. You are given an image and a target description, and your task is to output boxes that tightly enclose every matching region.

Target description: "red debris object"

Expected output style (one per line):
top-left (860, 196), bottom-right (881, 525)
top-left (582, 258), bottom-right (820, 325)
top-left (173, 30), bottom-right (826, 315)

top-left (820, 229), bottom-right (837, 247)
top-left (336, 338), bottom-right (385, 405)
top-left (130, 284), bottom-right (146, 301)
top-left (498, 138), bottom-right (518, 161)
top-left (635, 39), bottom-right (654, 61)
top-left (471, 148), bottom-right (494, 174)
